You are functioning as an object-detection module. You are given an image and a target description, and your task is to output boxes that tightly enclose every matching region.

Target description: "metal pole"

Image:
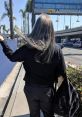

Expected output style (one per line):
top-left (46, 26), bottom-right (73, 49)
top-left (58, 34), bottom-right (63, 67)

top-left (57, 21), bottom-right (58, 31)
top-left (56, 15), bottom-right (59, 31)
top-left (63, 15), bottom-right (65, 30)
top-left (70, 15), bottom-right (71, 29)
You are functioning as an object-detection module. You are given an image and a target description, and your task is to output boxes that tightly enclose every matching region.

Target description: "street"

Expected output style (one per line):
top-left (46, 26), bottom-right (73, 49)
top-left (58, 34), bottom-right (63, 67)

top-left (62, 47), bottom-right (82, 66)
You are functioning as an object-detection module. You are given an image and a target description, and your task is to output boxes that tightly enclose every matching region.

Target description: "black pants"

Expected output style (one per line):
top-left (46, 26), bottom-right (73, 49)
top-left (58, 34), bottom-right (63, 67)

top-left (24, 83), bottom-right (54, 117)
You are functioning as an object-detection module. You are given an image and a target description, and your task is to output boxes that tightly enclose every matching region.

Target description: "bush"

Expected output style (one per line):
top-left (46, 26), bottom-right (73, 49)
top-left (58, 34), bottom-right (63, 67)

top-left (66, 66), bottom-right (82, 116)
top-left (66, 66), bottom-right (82, 91)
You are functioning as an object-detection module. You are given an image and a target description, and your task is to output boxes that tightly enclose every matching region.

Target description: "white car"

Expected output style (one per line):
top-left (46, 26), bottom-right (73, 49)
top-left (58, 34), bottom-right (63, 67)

top-left (73, 41), bottom-right (82, 48)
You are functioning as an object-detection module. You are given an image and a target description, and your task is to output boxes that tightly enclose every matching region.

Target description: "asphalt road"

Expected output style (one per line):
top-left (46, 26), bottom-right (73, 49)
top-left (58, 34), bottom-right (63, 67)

top-left (62, 47), bottom-right (82, 66)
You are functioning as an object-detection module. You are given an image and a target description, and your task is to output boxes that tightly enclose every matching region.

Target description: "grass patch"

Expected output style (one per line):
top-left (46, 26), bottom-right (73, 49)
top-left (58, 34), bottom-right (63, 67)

top-left (66, 66), bottom-right (82, 116)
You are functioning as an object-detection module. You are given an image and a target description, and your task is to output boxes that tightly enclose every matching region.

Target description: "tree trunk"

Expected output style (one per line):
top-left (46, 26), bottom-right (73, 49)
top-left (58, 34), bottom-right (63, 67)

top-left (23, 18), bottom-right (25, 33)
top-left (0, 27), bottom-right (1, 33)
top-left (9, 0), bottom-right (14, 39)
top-left (28, 13), bottom-right (29, 34)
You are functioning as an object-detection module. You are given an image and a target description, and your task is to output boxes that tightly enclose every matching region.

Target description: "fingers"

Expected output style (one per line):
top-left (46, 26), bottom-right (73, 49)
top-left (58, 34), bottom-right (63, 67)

top-left (56, 76), bottom-right (64, 90)
top-left (0, 35), bottom-right (4, 42)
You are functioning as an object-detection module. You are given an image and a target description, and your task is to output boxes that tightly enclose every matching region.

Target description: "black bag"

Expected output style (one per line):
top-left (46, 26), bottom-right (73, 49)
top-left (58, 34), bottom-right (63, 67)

top-left (53, 47), bottom-right (79, 116)
top-left (53, 78), bottom-right (79, 117)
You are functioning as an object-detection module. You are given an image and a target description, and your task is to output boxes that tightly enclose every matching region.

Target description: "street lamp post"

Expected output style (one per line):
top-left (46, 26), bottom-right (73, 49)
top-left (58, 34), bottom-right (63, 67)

top-left (56, 15), bottom-right (59, 31)
top-left (63, 15), bottom-right (65, 30)
top-left (76, 15), bottom-right (80, 22)
top-left (70, 15), bottom-right (72, 29)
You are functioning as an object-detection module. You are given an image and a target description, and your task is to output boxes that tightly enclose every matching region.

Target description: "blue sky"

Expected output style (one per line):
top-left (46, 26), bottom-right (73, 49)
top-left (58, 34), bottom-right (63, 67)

top-left (0, 0), bottom-right (27, 29)
top-left (0, 0), bottom-right (82, 32)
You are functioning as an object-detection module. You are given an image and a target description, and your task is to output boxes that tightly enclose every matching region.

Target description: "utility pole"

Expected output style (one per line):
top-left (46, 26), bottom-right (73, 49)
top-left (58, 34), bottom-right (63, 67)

top-left (63, 15), bottom-right (65, 30)
top-left (70, 15), bottom-right (71, 29)
top-left (28, 13), bottom-right (29, 34)
top-left (9, 0), bottom-right (14, 39)
top-left (32, 0), bottom-right (35, 27)
top-left (56, 15), bottom-right (59, 31)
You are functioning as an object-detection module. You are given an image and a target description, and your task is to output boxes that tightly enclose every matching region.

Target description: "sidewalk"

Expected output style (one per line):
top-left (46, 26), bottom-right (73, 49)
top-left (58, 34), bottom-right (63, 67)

top-left (4, 66), bottom-right (30, 117)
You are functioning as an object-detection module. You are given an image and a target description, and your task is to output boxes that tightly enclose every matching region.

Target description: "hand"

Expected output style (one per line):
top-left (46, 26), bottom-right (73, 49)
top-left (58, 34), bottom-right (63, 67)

top-left (0, 35), bottom-right (4, 42)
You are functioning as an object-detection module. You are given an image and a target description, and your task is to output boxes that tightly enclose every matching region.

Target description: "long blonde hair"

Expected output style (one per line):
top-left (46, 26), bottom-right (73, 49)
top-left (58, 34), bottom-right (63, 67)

top-left (28, 13), bottom-right (55, 63)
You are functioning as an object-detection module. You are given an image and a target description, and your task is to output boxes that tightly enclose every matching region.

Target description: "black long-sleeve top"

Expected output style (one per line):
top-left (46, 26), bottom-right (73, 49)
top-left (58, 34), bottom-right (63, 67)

top-left (0, 41), bottom-right (66, 86)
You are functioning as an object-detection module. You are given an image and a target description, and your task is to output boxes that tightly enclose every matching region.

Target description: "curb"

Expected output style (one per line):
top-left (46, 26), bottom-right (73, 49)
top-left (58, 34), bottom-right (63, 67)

top-left (65, 61), bottom-right (81, 70)
top-left (0, 62), bottom-right (22, 117)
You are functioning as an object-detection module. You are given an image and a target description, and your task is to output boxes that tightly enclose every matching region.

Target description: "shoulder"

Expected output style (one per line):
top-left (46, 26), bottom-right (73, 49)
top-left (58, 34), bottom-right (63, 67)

top-left (54, 43), bottom-right (61, 54)
top-left (53, 43), bottom-right (64, 60)
top-left (19, 44), bottom-right (37, 53)
top-left (18, 44), bottom-right (32, 50)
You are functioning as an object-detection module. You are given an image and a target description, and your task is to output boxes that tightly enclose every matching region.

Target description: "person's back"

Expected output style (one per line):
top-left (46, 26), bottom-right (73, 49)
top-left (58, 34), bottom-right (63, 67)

top-left (22, 43), bottom-right (65, 87)
top-left (0, 13), bottom-right (66, 117)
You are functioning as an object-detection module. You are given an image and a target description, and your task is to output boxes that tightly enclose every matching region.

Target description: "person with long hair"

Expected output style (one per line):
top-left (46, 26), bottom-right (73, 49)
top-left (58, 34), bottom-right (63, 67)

top-left (0, 13), bottom-right (66, 117)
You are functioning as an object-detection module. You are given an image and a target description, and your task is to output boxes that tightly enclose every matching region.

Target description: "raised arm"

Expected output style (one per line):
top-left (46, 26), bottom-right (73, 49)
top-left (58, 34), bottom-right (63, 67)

top-left (0, 35), bottom-right (26, 62)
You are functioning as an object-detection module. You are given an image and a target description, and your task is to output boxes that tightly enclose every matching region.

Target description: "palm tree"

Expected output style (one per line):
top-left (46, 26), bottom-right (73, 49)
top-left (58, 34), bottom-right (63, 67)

top-left (0, 14), bottom-right (16, 34)
top-left (0, 25), bottom-right (7, 34)
top-left (19, 9), bottom-right (26, 33)
top-left (6, 29), bottom-right (10, 34)
top-left (25, 0), bottom-right (32, 34)
top-left (3, 25), bottom-right (6, 34)
top-left (25, 0), bottom-right (32, 12)
top-left (0, 25), bottom-right (4, 33)
top-left (2, 0), bottom-right (14, 38)
top-left (0, 15), bottom-right (4, 33)
top-left (2, 1), bottom-right (10, 18)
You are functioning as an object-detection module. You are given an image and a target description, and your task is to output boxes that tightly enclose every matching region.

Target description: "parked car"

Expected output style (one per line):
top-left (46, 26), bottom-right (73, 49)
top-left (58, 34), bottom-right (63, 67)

top-left (63, 41), bottom-right (73, 47)
top-left (57, 43), bottom-right (64, 49)
top-left (73, 41), bottom-right (82, 48)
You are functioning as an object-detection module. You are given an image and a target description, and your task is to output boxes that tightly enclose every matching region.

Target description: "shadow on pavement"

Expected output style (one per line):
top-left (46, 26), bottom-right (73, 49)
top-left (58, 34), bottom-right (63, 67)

top-left (64, 53), bottom-right (82, 56)
top-left (14, 114), bottom-right (30, 117)
top-left (14, 112), bottom-right (44, 117)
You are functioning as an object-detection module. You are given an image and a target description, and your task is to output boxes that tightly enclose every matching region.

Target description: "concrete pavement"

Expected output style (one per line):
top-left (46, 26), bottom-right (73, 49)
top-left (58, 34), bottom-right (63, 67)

top-left (0, 63), bottom-right (22, 116)
top-left (3, 66), bottom-right (30, 117)
top-left (62, 47), bottom-right (82, 66)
